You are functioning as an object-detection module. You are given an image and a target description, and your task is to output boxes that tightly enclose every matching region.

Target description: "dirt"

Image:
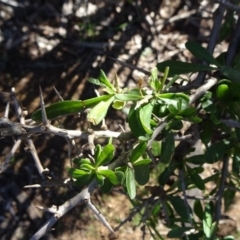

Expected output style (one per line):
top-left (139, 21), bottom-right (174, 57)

top-left (0, 1), bottom-right (238, 240)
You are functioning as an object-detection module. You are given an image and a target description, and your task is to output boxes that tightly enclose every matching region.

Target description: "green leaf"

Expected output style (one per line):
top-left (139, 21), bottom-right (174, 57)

top-left (158, 162), bottom-right (180, 186)
top-left (115, 94), bottom-right (143, 101)
top-left (31, 95), bottom-right (113, 121)
top-left (210, 222), bottom-right (218, 239)
top-left (139, 103), bottom-right (154, 134)
top-left (233, 49), bottom-right (240, 69)
top-left (87, 96), bottom-right (114, 125)
top-left (74, 174), bottom-right (93, 186)
top-left (203, 201), bottom-right (214, 238)
top-left (127, 105), bottom-right (147, 137)
top-left (168, 104), bottom-right (179, 115)
top-left (203, 173), bottom-right (220, 185)
top-left (134, 164), bottom-right (150, 185)
top-left (161, 131), bottom-right (175, 164)
top-left (68, 168), bottom-right (90, 178)
top-left (168, 196), bottom-right (192, 219)
top-left (223, 184), bottom-right (236, 211)
top-left (200, 120), bottom-right (213, 146)
top-left (150, 66), bottom-right (158, 81)
top-left (73, 158), bottom-right (92, 166)
top-left (94, 144), bottom-right (102, 163)
top-left (193, 166), bottom-right (204, 174)
top-left (179, 107), bottom-right (196, 117)
top-left (232, 148), bottom-right (240, 175)
top-left (88, 78), bottom-right (109, 87)
top-left (98, 169), bottom-right (119, 185)
top-left (167, 227), bottom-right (193, 238)
top-left (186, 165), bottom-right (205, 190)
top-left (100, 177), bottom-right (113, 193)
top-left (112, 100), bottom-right (126, 109)
top-left (187, 116), bottom-right (202, 123)
top-left (126, 167), bottom-right (136, 199)
top-left (149, 67), bottom-right (161, 91)
top-left (130, 141), bottom-right (147, 163)
top-left (185, 155), bottom-right (205, 164)
top-left (151, 141), bottom-right (161, 156)
top-left (95, 143), bottom-right (115, 167)
top-left (216, 52), bottom-right (227, 66)
top-left (185, 41), bottom-right (221, 67)
top-left (210, 113), bottom-right (221, 125)
top-left (132, 158), bottom-right (151, 166)
top-left (80, 163), bottom-right (95, 171)
top-left (159, 93), bottom-right (190, 103)
top-left (163, 74), bottom-right (180, 91)
top-left (223, 236), bottom-right (235, 240)
top-left (115, 171), bottom-right (125, 184)
top-left (194, 199), bottom-right (204, 220)
top-left (166, 119), bottom-right (183, 130)
top-left (96, 172), bottom-right (104, 186)
top-left (221, 66), bottom-right (240, 83)
top-left (205, 140), bottom-right (232, 163)
top-left (98, 69), bottom-right (116, 90)
top-left (157, 60), bottom-right (217, 77)
top-left (201, 99), bottom-right (215, 112)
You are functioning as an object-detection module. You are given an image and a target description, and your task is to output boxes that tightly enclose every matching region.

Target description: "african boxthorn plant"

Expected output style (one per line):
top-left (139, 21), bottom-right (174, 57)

top-left (2, 4), bottom-right (240, 240)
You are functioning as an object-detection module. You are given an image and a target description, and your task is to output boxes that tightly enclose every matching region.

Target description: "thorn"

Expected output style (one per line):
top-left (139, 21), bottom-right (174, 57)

top-left (4, 102), bottom-right (10, 118)
top-left (39, 86), bottom-right (49, 125)
top-left (53, 86), bottom-right (64, 101)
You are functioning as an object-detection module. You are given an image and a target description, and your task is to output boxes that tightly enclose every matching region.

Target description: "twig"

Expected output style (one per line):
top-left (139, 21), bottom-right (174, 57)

top-left (114, 202), bottom-right (146, 232)
top-left (147, 121), bottom-right (167, 149)
top-left (30, 147), bottom-right (133, 238)
top-left (189, 78), bottom-right (217, 104)
top-left (0, 124), bottom-right (26, 137)
top-left (164, 9), bottom-right (198, 25)
top-left (214, 0), bottom-right (240, 12)
top-left (30, 185), bottom-right (94, 240)
top-left (24, 178), bottom-right (73, 188)
top-left (214, 154), bottom-right (229, 222)
top-left (53, 86), bottom-right (64, 101)
top-left (27, 137), bottom-right (47, 179)
top-left (221, 119), bottom-right (240, 128)
top-left (11, 87), bottom-right (25, 124)
top-left (185, 195), bottom-right (216, 201)
top-left (86, 199), bottom-right (115, 235)
top-left (4, 102), bottom-right (10, 118)
top-left (0, 138), bottom-right (22, 173)
top-left (193, 3), bottom-right (226, 86)
top-left (225, 185), bottom-right (240, 192)
top-left (207, 3), bottom-right (226, 54)
top-left (180, 169), bottom-right (193, 227)
top-left (0, 0), bottom-right (25, 8)
top-left (226, 16), bottom-right (240, 66)
top-left (39, 86), bottom-right (49, 126)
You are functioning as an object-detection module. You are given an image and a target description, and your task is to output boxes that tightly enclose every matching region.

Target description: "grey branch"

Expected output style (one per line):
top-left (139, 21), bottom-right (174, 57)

top-left (214, 0), bottom-right (240, 12)
top-left (189, 78), bottom-right (217, 104)
top-left (214, 155), bottom-right (229, 223)
top-left (0, 138), bottom-right (22, 174)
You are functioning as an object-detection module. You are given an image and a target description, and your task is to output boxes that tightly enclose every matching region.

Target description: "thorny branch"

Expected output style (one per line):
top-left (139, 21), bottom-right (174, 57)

top-left (0, 5), bottom-right (236, 233)
top-left (0, 1), bottom-right (239, 240)
top-left (0, 72), bottom-right (221, 239)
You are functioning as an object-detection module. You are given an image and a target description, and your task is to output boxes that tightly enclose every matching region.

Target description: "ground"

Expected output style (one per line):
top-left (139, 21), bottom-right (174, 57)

top-left (0, 1), bottom-right (238, 240)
